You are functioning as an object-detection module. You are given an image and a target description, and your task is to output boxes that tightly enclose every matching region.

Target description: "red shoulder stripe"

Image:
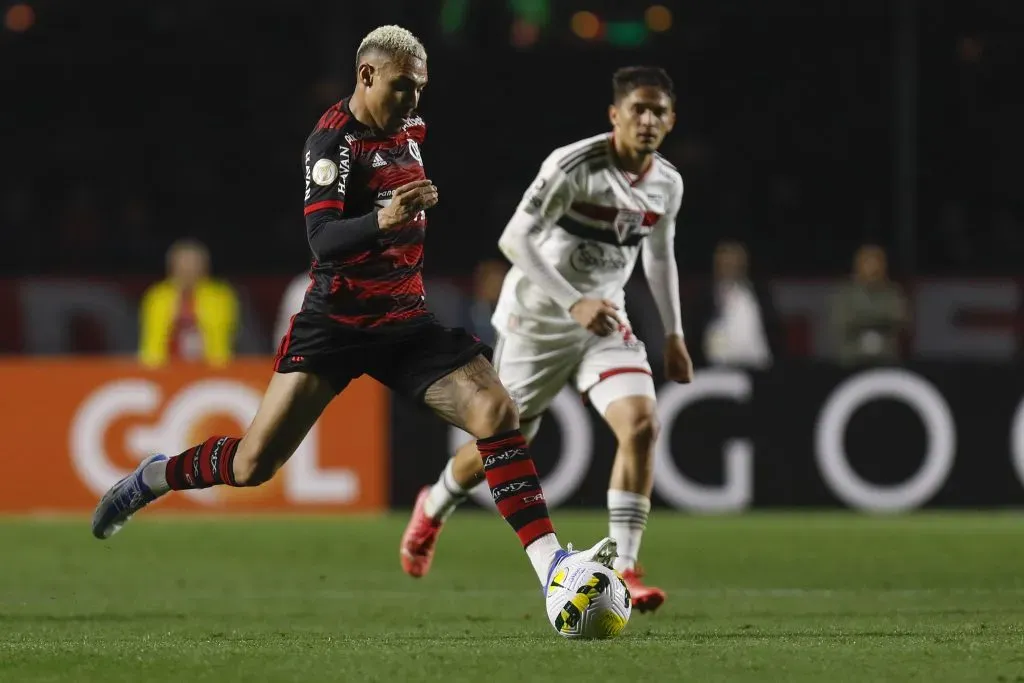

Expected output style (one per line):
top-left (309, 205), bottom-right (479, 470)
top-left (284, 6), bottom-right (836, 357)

top-left (316, 109), bottom-right (350, 131)
top-left (304, 199), bottom-right (344, 215)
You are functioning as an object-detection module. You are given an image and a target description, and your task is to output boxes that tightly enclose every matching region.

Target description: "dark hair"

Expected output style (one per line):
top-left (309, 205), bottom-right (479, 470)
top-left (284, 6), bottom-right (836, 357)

top-left (612, 66), bottom-right (675, 104)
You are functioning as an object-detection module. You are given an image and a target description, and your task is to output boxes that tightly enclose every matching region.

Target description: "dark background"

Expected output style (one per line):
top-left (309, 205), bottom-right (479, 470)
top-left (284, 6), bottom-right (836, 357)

top-left (391, 363), bottom-right (1024, 508)
top-left (3, 0), bottom-right (1022, 279)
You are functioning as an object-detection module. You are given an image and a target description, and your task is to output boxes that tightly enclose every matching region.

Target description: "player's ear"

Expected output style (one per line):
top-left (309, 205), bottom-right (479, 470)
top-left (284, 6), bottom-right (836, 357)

top-left (358, 63), bottom-right (375, 87)
top-left (665, 108), bottom-right (676, 132)
top-left (608, 103), bottom-right (619, 128)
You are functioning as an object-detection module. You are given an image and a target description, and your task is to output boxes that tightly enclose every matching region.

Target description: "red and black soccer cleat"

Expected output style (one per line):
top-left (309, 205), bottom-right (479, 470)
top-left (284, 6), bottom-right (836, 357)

top-left (621, 565), bottom-right (666, 613)
top-left (399, 487), bottom-right (445, 578)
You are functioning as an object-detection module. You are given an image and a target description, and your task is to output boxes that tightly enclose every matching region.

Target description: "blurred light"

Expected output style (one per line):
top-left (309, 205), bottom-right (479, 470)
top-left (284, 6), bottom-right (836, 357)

top-left (645, 5), bottom-right (672, 32)
top-left (509, 0), bottom-right (550, 29)
top-left (571, 11), bottom-right (601, 40)
top-left (606, 21), bottom-right (647, 47)
top-left (440, 0), bottom-right (470, 35)
top-left (4, 4), bottom-right (35, 33)
top-left (957, 36), bottom-right (984, 63)
top-left (511, 19), bottom-right (540, 48)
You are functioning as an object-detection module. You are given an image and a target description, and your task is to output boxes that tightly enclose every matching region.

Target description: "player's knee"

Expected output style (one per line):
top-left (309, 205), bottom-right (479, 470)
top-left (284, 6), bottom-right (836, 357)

top-left (231, 437), bottom-right (283, 487)
top-left (233, 460), bottom-right (277, 487)
top-left (622, 411), bottom-right (660, 454)
top-left (467, 388), bottom-right (520, 437)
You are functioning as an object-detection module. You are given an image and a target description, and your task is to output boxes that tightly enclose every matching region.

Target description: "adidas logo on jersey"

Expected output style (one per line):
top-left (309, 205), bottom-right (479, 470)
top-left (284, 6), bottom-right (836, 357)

top-left (372, 153), bottom-right (387, 168)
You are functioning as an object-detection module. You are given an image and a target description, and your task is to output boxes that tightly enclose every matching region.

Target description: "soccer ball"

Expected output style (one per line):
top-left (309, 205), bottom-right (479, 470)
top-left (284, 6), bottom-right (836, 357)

top-left (546, 561), bottom-right (632, 639)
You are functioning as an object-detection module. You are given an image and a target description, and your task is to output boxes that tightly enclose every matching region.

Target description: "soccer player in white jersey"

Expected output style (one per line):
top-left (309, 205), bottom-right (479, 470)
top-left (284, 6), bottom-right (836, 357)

top-left (400, 66), bottom-right (692, 612)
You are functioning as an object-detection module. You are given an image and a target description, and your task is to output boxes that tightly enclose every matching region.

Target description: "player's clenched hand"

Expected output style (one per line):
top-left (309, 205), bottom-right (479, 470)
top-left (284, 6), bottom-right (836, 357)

top-left (664, 333), bottom-right (694, 383)
top-left (569, 298), bottom-right (623, 336)
top-left (378, 179), bottom-right (438, 230)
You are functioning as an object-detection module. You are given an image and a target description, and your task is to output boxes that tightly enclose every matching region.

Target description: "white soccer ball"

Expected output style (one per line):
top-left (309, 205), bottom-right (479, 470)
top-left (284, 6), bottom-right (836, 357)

top-left (546, 561), bottom-right (632, 639)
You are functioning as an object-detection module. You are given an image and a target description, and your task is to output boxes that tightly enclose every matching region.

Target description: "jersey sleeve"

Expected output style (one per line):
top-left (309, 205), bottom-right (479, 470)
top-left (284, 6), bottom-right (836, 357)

top-left (515, 152), bottom-right (579, 228)
top-left (303, 129), bottom-right (350, 216)
top-left (497, 153), bottom-right (585, 310)
top-left (642, 171), bottom-right (685, 337)
top-left (302, 129), bottom-right (379, 260)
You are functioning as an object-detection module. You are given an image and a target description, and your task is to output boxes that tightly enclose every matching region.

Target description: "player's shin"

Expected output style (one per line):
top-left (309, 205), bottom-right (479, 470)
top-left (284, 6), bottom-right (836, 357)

top-left (600, 392), bottom-right (658, 573)
top-left (607, 489), bottom-right (651, 573)
top-left (144, 436), bottom-right (243, 493)
top-left (477, 429), bottom-right (561, 584)
top-left (423, 444), bottom-right (478, 521)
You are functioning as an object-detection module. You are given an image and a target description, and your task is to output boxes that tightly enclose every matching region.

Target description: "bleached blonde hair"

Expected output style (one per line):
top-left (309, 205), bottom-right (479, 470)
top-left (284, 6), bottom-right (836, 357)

top-left (356, 25), bottom-right (427, 62)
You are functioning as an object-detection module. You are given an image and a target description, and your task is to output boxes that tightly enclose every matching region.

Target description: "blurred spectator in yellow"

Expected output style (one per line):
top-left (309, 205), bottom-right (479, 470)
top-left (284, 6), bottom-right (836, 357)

top-left (831, 244), bottom-right (909, 366)
top-left (462, 259), bottom-right (508, 348)
top-left (688, 240), bottom-right (781, 370)
top-left (139, 239), bottom-right (238, 367)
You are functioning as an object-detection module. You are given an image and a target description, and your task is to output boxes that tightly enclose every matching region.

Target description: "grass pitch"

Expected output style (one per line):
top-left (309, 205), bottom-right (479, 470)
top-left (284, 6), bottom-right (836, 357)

top-left (1, 511), bottom-right (1023, 682)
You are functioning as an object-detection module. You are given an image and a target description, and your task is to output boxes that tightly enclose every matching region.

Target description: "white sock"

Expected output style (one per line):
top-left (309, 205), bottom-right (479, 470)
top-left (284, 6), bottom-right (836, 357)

top-left (423, 459), bottom-right (469, 521)
top-left (608, 489), bottom-right (651, 573)
top-left (140, 459), bottom-right (171, 496)
top-left (526, 532), bottom-right (562, 586)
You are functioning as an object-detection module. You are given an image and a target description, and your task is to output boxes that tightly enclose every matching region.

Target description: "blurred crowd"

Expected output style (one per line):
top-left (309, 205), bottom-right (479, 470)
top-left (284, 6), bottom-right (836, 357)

top-left (144, 236), bottom-right (912, 371)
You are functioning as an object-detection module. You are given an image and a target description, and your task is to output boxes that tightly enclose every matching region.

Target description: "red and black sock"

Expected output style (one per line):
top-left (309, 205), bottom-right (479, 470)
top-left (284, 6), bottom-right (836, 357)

top-left (478, 429), bottom-right (555, 548)
top-left (164, 436), bottom-right (241, 490)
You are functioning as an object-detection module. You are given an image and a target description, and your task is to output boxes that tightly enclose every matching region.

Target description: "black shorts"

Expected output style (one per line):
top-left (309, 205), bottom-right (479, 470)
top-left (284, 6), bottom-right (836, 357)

top-left (274, 312), bottom-right (492, 400)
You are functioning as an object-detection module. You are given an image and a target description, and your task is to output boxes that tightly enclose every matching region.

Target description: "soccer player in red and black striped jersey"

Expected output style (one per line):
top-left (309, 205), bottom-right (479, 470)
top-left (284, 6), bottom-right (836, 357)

top-left (91, 25), bottom-right (618, 596)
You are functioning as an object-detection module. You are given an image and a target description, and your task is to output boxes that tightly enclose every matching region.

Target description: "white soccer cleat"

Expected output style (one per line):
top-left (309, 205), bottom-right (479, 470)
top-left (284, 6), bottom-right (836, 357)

top-left (544, 536), bottom-right (618, 594)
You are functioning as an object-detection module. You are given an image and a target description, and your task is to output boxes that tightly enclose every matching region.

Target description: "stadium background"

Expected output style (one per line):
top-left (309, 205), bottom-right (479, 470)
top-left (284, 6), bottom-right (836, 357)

top-left (5, 3), bottom-right (1024, 681)
top-left (1, 0), bottom-right (1023, 514)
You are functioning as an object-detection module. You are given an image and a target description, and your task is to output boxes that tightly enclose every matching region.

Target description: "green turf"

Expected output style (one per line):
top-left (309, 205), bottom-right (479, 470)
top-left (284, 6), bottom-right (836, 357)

top-left (2, 511), bottom-right (1024, 682)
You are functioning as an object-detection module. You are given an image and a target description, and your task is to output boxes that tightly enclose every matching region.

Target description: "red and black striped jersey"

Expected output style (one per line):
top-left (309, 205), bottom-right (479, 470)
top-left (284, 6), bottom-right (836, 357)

top-left (300, 98), bottom-right (430, 329)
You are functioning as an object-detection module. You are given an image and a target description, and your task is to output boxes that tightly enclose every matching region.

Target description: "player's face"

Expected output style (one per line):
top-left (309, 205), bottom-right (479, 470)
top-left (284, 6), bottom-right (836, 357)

top-left (367, 57), bottom-right (428, 132)
top-left (609, 87), bottom-right (675, 154)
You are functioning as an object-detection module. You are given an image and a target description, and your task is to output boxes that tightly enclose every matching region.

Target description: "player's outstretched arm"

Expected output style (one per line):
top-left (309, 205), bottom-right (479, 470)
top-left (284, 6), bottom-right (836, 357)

top-left (498, 209), bottom-right (623, 336)
top-left (497, 209), bottom-right (582, 310)
top-left (640, 212), bottom-right (683, 340)
top-left (498, 160), bottom-right (623, 335)
top-left (642, 197), bottom-right (692, 382)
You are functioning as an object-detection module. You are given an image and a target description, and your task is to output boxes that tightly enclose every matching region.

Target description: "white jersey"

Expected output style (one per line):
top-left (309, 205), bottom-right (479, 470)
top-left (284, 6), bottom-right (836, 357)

top-left (492, 132), bottom-right (684, 338)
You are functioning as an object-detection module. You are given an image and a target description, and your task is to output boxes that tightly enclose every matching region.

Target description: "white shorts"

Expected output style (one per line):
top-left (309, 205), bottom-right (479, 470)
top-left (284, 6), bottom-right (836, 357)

top-left (493, 321), bottom-right (655, 431)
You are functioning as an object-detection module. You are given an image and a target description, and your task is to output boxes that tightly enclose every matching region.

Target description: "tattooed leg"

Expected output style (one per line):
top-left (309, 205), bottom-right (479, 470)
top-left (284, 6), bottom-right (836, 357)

top-left (420, 354), bottom-right (559, 561)
top-left (422, 355), bottom-right (519, 437)
top-left (422, 354), bottom-right (518, 489)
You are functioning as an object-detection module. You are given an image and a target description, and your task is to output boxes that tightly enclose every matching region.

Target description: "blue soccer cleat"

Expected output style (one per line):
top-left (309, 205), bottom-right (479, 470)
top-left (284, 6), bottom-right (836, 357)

top-left (91, 453), bottom-right (168, 540)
